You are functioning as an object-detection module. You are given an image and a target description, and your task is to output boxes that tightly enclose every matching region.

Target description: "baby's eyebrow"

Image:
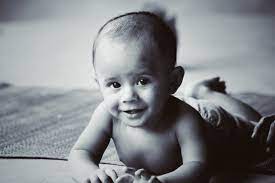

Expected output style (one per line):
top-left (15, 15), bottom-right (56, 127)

top-left (135, 71), bottom-right (155, 76)
top-left (103, 77), bottom-right (119, 83)
top-left (133, 68), bottom-right (154, 75)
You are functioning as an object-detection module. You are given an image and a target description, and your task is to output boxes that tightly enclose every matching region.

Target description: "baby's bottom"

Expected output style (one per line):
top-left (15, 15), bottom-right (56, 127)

top-left (181, 77), bottom-right (265, 169)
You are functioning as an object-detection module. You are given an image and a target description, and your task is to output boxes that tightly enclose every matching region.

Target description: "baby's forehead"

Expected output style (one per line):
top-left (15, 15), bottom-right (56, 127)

top-left (98, 36), bottom-right (164, 65)
top-left (100, 33), bottom-right (163, 55)
top-left (98, 27), bottom-right (158, 50)
top-left (94, 38), bottom-right (170, 79)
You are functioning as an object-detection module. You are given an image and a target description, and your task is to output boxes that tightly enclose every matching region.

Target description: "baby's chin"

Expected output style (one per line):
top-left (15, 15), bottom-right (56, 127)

top-left (120, 118), bottom-right (149, 128)
top-left (112, 110), bottom-right (152, 127)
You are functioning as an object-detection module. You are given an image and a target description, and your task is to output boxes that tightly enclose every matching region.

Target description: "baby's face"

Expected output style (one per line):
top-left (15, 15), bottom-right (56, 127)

top-left (94, 38), bottom-right (171, 127)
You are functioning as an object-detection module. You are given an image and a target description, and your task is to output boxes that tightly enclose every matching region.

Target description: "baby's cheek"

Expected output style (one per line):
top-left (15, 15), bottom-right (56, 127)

top-left (144, 87), bottom-right (169, 116)
top-left (103, 94), bottom-right (120, 114)
top-left (139, 89), bottom-right (155, 105)
top-left (142, 86), bottom-right (164, 103)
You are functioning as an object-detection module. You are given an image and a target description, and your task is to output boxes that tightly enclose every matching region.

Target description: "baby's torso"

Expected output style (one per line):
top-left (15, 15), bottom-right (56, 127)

top-left (112, 121), bottom-right (182, 175)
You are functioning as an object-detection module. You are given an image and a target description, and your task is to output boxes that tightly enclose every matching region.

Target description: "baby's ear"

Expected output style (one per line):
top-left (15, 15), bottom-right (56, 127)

top-left (169, 66), bottom-right (184, 94)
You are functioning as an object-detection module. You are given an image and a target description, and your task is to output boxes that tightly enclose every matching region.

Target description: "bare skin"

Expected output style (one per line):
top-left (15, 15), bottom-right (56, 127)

top-left (183, 77), bottom-right (262, 122)
top-left (112, 96), bottom-right (206, 174)
top-left (69, 38), bottom-right (209, 183)
top-left (71, 93), bottom-right (209, 182)
top-left (69, 75), bottom-right (275, 183)
top-left (70, 96), bottom-right (209, 183)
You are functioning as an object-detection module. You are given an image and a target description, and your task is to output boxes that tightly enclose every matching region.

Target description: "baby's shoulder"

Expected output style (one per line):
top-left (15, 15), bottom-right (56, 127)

top-left (169, 96), bottom-right (204, 129)
top-left (89, 102), bottom-right (114, 130)
top-left (170, 96), bottom-right (201, 118)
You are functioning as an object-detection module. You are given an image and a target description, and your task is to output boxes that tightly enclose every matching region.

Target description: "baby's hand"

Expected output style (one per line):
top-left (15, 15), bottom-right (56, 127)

top-left (115, 168), bottom-right (161, 183)
top-left (252, 115), bottom-right (275, 153)
top-left (86, 168), bottom-right (118, 183)
top-left (134, 168), bottom-right (161, 183)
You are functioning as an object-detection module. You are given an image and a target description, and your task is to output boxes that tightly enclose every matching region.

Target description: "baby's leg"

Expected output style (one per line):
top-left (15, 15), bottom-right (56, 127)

top-left (184, 77), bottom-right (262, 122)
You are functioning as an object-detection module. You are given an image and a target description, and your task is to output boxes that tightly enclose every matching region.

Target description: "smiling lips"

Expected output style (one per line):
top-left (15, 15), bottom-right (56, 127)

top-left (122, 108), bottom-right (145, 118)
top-left (124, 109), bottom-right (144, 114)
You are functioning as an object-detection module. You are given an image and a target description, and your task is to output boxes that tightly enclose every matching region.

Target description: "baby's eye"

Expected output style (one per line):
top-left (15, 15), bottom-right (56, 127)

top-left (108, 82), bottom-right (121, 89)
top-left (137, 78), bottom-right (150, 86)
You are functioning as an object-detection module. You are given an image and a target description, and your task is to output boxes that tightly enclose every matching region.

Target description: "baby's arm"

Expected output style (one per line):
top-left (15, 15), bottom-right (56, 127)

top-left (69, 102), bottom-right (117, 183)
top-left (158, 109), bottom-right (209, 183)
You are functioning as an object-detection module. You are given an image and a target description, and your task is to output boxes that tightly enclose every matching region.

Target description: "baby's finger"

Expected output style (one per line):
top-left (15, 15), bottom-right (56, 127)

top-left (104, 169), bottom-right (118, 182)
top-left (266, 122), bottom-right (275, 152)
top-left (252, 121), bottom-right (263, 139)
top-left (135, 168), bottom-right (151, 180)
top-left (252, 117), bottom-right (271, 141)
top-left (122, 167), bottom-right (136, 175)
top-left (254, 115), bottom-right (275, 145)
top-left (88, 175), bottom-right (101, 183)
top-left (135, 168), bottom-right (146, 177)
top-left (115, 174), bottom-right (134, 183)
top-left (148, 176), bottom-right (161, 183)
top-left (96, 171), bottom-right (112, 183)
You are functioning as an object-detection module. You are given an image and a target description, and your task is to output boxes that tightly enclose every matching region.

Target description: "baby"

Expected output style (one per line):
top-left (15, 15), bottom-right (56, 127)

top-left (69, 12), bottom-right (275, 183)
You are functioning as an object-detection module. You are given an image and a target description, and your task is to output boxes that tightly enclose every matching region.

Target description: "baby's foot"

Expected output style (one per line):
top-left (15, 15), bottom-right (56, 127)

top-left (183, 77), bottom-right (226, 99)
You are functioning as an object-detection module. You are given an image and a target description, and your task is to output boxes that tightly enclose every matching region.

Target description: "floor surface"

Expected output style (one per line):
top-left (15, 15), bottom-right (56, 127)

top-left (0, 159), bottom-right (74, 183)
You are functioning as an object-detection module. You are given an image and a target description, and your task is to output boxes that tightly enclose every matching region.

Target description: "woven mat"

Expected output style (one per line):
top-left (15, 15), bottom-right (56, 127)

top-left (0, 85), bottom-right (275, 167)
top-left (0, 85), bottom-right (121, 164)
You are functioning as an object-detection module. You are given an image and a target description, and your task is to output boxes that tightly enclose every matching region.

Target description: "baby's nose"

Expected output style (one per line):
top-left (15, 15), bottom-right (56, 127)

top-left (121, 86), bottom-right (138, 103)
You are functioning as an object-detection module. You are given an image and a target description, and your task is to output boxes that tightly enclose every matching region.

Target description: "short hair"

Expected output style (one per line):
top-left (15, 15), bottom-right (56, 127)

top-left (92, 11), bottom-right (177, 69)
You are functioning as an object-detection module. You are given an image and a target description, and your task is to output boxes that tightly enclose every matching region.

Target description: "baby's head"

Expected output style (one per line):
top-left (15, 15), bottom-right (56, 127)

top-left (92, 12), bottom-right (184, 127)
top-left (93, 11), bottom-right (177, 71)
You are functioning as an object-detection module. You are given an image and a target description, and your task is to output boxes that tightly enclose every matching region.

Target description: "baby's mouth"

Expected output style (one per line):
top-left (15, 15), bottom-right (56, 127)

top-left (121, 108), bottom-right (147, 125)
top-left (124, 109), bottom-right (145, 114)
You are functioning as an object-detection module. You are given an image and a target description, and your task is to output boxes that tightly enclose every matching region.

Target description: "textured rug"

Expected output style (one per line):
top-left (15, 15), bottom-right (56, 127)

top-left (0, 85), bottom-right (275, 167)
top-left (0, 85), bottom-right (120, 164)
